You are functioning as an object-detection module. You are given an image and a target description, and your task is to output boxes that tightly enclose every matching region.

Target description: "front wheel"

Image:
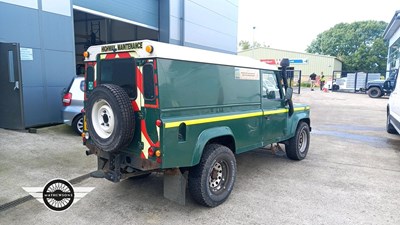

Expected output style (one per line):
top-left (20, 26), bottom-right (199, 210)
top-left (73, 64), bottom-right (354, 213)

top-left (368, 87), bottom-right (382, 98)
top-left (188, 144), bottom-right (236, 207)
top-left (285, 122), bottom-right (310, 160)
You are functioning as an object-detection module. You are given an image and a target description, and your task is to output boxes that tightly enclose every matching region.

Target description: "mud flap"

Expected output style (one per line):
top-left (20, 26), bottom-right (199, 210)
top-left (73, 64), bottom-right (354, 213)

top-left (163, 168), bottom-right (187, 205)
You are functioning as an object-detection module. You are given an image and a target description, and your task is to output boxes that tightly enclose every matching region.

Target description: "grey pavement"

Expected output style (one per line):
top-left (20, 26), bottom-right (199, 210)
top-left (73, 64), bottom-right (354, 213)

top-left (0, 89), bottom-right (399, 225)
top-left (0, 124), bottom-right (96, 204)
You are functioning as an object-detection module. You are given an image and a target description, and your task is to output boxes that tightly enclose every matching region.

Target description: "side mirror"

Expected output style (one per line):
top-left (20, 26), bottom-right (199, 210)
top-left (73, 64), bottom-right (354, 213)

top-left (285, 87), bottom-right (293, 101)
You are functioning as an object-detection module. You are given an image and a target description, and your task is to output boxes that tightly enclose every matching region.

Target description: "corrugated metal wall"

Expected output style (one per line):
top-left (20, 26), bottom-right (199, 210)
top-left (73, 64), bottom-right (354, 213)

top-left (183, 0), bottom-right (238, 53)
top-left (0, 0), bottom-right (239, 127)
top-left (73, 0), bottom-right (159, 30)
top-left (0, 0), bottom-right (75, 127)
top-left (163, 0), bottom-right (238, 54)
top-left (73, 0), bottom-right (238, 54)
top-left (239, 48), bottom-right (342, 80)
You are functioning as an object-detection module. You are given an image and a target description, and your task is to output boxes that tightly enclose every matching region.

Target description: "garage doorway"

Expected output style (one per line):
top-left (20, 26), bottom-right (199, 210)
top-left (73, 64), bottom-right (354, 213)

top-left (73, 9), bottom-right (158, 74)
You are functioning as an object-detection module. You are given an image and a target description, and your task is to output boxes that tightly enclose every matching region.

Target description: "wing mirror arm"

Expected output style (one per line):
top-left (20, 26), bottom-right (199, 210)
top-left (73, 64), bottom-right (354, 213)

top-left (285, 87), bottom-right (294, 116)
top-left (280, 58), bottom-right (294, 116)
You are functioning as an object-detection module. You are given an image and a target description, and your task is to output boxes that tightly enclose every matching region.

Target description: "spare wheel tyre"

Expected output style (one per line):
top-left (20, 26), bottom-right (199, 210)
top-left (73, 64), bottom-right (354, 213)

top-left (86, 84), bottom-right (135, 152)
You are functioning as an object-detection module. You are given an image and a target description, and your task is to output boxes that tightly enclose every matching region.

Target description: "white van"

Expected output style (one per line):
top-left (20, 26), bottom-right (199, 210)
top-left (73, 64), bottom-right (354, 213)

top-left (387, 70), bottom-right (400, 134)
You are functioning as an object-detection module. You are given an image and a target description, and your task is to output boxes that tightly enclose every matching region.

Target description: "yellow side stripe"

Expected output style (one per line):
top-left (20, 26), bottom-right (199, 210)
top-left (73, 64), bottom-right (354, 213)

top-left (164, 106), bottom-right (310, 128)
top-left (295, 106), bottom-right (310, 111)
top-left (264, 108), bottom-right (288, 115)
top-left (165, 111), bottom-right (263, 128)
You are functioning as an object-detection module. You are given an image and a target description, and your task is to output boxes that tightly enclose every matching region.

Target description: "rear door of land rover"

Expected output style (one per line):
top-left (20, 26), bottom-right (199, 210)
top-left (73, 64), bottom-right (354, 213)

top-left (95, 53), bottom-right (161, 160)
top-left (95, 52), bottom-right (142, 153)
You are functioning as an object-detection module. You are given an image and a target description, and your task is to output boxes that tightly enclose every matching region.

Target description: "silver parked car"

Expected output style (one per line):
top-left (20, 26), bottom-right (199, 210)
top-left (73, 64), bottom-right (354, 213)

top-left (62, 76), bottom-right (84, 135)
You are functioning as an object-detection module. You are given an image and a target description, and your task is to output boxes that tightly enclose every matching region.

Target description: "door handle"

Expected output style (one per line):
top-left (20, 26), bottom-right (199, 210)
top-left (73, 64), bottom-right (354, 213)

top-left (14, 81), bottom-right (19, 91)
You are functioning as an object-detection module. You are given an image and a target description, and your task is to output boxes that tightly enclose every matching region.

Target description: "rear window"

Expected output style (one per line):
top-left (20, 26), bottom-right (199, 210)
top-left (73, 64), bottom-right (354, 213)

top-left (98, 58), bottom-right (137, 99)
top-left (143, 63), bottom-right (155, 100)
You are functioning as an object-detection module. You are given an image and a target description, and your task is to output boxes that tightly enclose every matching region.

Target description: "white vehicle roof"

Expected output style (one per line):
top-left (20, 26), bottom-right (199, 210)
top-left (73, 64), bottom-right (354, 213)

top-left (85, 40), bottom-right (278, 71)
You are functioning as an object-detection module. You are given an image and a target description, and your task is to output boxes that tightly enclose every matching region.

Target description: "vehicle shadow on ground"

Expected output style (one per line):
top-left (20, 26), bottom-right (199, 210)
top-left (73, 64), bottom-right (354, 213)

top-left (104, 147), bottom-right (292, 209)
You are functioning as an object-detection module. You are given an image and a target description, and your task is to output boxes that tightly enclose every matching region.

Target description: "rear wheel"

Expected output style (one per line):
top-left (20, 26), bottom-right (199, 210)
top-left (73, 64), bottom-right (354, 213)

top-left (86, 84), bottom-right (135, 152)
top-left (285, 122), bottom-right (310, 160)
top-left (71, 114), bottom-right (83, 135)
top-left (188, 144), bottom-right (236, 207)
top-left (368, 87), bottom-right (382, 98)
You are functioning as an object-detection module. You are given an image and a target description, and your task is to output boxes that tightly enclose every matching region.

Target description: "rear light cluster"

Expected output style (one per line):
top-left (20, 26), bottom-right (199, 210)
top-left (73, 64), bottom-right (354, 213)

top-left (148, 147), bottom-right (162, 163)
top-left (62, 92), bottom-right (72, 106)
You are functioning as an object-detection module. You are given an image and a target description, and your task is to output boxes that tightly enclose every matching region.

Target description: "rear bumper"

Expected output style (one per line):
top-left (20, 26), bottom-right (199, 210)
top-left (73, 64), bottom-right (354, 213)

top-left (62, 106), bottom-right (82, 126)
top-left (84, 140), bottom-right (161, 182)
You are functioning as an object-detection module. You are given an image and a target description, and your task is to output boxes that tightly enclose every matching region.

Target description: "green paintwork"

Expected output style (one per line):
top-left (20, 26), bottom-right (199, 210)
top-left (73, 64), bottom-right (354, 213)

top-left (154, 59), bottom-right (310, 169)
top-left (287, 104), bottom-right (311, 137)
top-left (85, 53), bottom-right (310, 170)
top-left (191, 126), bottom-right (234, 166)
top-left (260, 70), bottom-right (287, 144)
top-left (160, 110), bottom-right (263, 168)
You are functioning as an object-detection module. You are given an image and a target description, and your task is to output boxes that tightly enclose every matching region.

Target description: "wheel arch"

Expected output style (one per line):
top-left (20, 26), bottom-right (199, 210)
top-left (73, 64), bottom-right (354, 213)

top-left (367, 84), bottom-right (382, 90)
top-left (191, 126), bottom-right (236, 166)
top-left (72, 112), bottom-right (83, 122)
top-left (288, 116), bottom-right (311, 140)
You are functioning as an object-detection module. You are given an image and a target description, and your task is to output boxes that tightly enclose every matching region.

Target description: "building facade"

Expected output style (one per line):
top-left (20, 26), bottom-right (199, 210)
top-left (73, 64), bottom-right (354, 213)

top-left (383, 10), bottom-right (400, 72)
top-left (238, 47), bottom-right (342, 82)
top-left (0, 0), bottom-right (238, 129)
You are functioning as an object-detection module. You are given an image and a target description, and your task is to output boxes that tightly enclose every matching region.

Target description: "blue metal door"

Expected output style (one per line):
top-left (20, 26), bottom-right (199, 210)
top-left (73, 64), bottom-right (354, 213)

top-left (0, 42), bottom-right (24, 129)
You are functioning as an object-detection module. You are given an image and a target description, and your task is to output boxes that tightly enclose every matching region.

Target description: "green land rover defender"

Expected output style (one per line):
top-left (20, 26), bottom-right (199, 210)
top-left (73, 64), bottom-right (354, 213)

top-left (82, 40), bottom-right (311, 207)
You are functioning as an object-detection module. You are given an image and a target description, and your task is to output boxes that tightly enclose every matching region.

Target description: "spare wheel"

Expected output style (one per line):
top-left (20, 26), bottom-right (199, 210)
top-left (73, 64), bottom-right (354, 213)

top-left (86, 84), bottom-right (135, 152)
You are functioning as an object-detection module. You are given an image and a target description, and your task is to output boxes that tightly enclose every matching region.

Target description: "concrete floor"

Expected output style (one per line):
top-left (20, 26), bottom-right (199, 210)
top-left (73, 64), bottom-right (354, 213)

top-left (0, 89), bottom-right (399, 224)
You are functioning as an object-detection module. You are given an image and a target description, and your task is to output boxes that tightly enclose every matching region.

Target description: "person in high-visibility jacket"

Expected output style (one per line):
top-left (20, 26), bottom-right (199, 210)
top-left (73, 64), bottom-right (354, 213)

top-left (320, 73), bottom-right (326, 91)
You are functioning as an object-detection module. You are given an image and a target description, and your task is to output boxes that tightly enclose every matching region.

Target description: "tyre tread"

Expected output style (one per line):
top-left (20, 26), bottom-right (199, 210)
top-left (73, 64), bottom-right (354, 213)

top-left (368, 87), bottom-right (382, 98)
top-left (188, 144), bottom-right (235, 207)
top-left (71, 114), bottom-right (83, 135)
top-left (87, 84), bottom-right (135, 152)
top-left (189, 144), bottom-right (216, 206)
top-left (285, 122), bottom-right (310, 160)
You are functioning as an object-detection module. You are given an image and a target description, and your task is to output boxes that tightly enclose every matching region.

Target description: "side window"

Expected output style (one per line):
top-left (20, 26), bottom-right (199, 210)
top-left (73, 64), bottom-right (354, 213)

top-left (143, 63), bottom-right (155, 100)
top-left (86, 66), bottom-right (94, 92)
top-left (262, 71), bottom-right (282, 100)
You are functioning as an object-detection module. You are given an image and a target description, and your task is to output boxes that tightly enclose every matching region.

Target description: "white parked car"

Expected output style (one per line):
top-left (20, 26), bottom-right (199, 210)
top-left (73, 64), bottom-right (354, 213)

top-left (387, 73), bottom-right (399, 134)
